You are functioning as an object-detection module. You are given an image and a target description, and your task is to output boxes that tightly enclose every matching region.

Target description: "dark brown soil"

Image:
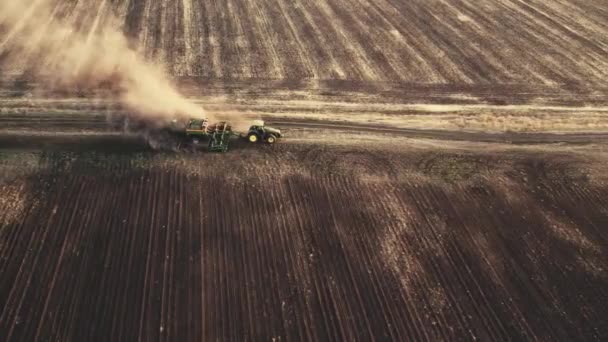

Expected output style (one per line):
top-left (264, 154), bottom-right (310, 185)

top-left (0, 137), bottom-right (607, 341)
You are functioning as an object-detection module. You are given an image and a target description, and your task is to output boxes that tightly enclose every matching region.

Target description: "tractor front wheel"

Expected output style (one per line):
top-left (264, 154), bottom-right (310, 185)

top-left (266, 134), bottom-right (277, 144)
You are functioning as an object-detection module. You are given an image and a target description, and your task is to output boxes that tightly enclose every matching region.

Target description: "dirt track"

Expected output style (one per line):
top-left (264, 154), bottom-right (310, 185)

top-left (3, 114), bottom-right (608, 146)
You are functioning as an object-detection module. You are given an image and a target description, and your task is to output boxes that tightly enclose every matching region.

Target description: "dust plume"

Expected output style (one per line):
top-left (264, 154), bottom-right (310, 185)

top-left (0, 0), bottom-right (203, 124)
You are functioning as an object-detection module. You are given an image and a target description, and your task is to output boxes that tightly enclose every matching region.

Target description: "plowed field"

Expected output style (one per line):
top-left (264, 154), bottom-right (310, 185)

top-left (1, 131), bottom-right (608, 341)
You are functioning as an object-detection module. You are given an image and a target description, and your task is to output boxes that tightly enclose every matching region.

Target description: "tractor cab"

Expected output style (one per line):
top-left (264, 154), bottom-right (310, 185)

top-left (246, 120), bottom-right (282, 144)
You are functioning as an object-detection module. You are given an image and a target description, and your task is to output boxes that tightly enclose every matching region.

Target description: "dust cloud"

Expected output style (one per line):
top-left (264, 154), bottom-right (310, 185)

top-left (0, 0), bottom-right (203, 124)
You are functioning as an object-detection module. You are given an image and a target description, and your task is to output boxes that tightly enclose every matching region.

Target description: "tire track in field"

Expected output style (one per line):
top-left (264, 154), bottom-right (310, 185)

top-left (448, 0), bottom-right (556, 85)
top-left (157, 0), bottom-right (172, 68)
top-left (282, 176), bottom-right (325, 341)
top-left (404, 2), bottom-right (500, 84)
top-left (136, 0), bottom-right (155, 59)
top-left (490, 0), bottom-right (603, 86)
top-left (242, 0), bottom-right (286, 78)
top-left (265, 175), bottom-right (304, 340)
top-left (58, 175), bottom-right (97, 340)
top-left (506, 2), bottom-right (598, 82)
top-left (0, 176), bottom-right (73, 340)
top-left (272, 0), bottom-right (340, 79)
top-left (372, 182), bottom-right (450, 340)
top-left (382, 0), bottom-right (474, 83)
top-left (233, 181), bottom-right (258, 339)
top-left (433, 1), bottom-right (516, 83)
top-left (298, 177), bottom-right (346, 341)
top-left (148, 0), bottom-right (166, 62)
top-left (205, 0), bottom-right (224, 78)
top-left (162, 168), bottom-right (179, 341)
top-left (110, 172), bottom-right (145, 340)
top-left (317, 176), bottom-right (374, 341)
top-left (299, 2), bottom-right (361, 79)
top-left (229, 0), bottom-right (269, 79)
top-left (283, 177), bottom-right (327, 341)
top-left (0, 193), bottom-right (40, 319)
top-left (306, 0), bottom-right (381, 81)
top-left (190, 0), bottom-right (211, 77)
top-left (330, 176), bottom-right (412, 340)
top-left (112, 0), bottom-right (131, 28)
top-left (59, 176), bottom-right (108, 340)
top-left (421, 186), bottom-right (510, 340)
top-left (325, 0), bottom-right (405, 81)
top-left (561, 0), bottom-right (608, 32)
top-left (137, 169), bottom-right (161, 341)
top-left (456, 183), bottom-right (539, 339)
top-left (31, 175), bottom-right (91, 341)
top-left (213, 0), bottom-right (245, 79)
top-left (266, 0), bottom-right (317, 78)
top-left (350, 0), bottom-right (438, 82)
top-left (180, 0), bottom-right (194, 76)
top-left (158, 169), bottom-right (173, 341)
top-left (112, 172), bottom-right (146, 341)
top-left (225, 0), bottom-right (252, 78)
top-left (479, 178), bottom-right (583, 339)
top-left (391, 186), bottom-right (467, 340)
top-left (548, 0), bottom-right (608, 49)
top-left (522, 0), bottom-right (608, 60)
top-left (89, 175), bottom-right (133, 340)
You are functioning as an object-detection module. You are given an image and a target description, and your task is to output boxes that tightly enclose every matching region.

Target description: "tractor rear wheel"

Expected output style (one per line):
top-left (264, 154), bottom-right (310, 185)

top-left (248, 133), bottom-right (259, 143)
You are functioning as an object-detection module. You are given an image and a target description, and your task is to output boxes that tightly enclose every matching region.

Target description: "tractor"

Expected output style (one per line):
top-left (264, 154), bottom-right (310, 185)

top-left (245, 120), bottom-right (282, 144)
top-left (163, 118), bottom-right (282, 152)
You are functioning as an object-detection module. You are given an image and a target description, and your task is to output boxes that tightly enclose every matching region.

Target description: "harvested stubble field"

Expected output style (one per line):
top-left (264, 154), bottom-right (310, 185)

top-left (3, 0), bottom-right (607, 83)
top-left (1, 0), bottom-right (608, 341)
top-left (1, 0), bottom-right (608, 132)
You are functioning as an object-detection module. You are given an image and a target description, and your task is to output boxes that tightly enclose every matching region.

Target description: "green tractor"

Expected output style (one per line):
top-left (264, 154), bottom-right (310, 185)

top-left (165, 118), bottom-right (282, 152)
top-left (245, 120), bottom-right (282, 144)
